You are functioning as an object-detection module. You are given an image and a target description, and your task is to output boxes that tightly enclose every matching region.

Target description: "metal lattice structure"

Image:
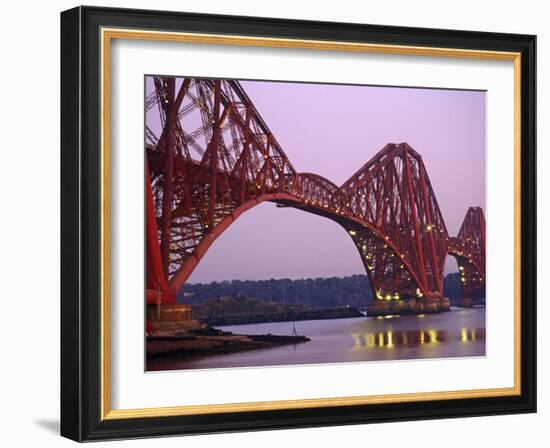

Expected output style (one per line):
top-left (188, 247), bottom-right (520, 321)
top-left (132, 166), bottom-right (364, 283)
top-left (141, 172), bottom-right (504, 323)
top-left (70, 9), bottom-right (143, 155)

top-left (335, 143), bottom-right (449, 301)
top-left (448, 207), bottom-right (486, 299)
top-left (145, 77), bottom-right (486, 305)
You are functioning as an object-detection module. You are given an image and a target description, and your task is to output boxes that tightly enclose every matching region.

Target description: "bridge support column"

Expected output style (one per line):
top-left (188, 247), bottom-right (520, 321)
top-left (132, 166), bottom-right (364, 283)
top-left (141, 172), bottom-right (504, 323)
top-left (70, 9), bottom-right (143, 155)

top-left (458, 297), bottom-right (474, 308)
top-left (367, 297), bottom-right (450, 316)
top-left (457, 297), bottom-right (486, 308)
top-left (146, 303), bottom-right (204, 336)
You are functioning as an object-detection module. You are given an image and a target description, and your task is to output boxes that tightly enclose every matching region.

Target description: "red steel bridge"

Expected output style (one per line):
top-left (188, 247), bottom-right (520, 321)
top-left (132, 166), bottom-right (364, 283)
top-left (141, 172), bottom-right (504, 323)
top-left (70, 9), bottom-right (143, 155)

top-left (145, 77), bottom-right (486, 306)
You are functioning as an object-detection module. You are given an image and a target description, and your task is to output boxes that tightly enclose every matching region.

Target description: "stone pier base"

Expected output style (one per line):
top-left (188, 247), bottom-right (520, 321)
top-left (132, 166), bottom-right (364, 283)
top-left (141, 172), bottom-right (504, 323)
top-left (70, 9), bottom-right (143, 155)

top-left (146, 304), bottom-right (205, 336)
top-left (367, 297), bottom-right (450, 317)
top-left (458, 297), bottom-right (474, 308)
top-left (458, 297), bottom-right (486, 308)
top-left (147, 303), bottom-right (193, 322)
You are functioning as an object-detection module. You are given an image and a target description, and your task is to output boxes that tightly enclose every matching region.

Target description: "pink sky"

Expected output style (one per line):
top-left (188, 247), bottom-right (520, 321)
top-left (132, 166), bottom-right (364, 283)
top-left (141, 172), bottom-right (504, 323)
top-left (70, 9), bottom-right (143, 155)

top-left (147, 78), bottom-right (486, 283)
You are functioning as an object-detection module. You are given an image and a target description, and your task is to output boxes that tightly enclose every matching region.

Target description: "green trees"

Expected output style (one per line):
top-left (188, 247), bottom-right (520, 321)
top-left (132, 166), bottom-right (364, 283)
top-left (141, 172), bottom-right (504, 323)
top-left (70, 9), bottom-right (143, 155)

top-left (180, 273), bottom-right (461, 307)
top-left (180, 275), bottom-right (372, 308)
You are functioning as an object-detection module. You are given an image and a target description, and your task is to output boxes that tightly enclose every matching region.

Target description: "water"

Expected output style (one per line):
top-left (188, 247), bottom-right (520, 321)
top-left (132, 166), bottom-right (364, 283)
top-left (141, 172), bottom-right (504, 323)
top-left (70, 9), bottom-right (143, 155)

top-left (148, 307), bottom-right (485, 371)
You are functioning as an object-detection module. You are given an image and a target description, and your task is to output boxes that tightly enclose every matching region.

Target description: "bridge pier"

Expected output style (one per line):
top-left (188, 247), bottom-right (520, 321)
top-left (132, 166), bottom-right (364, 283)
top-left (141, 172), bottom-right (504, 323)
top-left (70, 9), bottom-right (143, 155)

top-left (458, 297), bottom-right (474, 308)
top-left (366, 297), bottom-right (450, 317)
top-left (457, 297), bottom-right (485, 308)
top-left (146, 304), bottom-right (205, 336)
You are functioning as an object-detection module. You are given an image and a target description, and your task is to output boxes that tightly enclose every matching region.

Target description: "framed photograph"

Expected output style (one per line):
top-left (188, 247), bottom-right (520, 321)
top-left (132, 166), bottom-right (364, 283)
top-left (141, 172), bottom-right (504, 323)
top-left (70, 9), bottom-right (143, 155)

top-left (60, 6), bottom-right (536, 441)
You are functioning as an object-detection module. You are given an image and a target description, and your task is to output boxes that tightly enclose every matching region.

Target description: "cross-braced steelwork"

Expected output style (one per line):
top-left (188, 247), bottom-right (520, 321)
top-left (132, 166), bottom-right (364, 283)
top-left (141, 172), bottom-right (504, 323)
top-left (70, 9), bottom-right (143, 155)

top-left (145, 77), bottom-right (486, 306)
top-left (448, 207), bottom-right (486, 299)
top-left (335, 143), bottom-right (449, 301)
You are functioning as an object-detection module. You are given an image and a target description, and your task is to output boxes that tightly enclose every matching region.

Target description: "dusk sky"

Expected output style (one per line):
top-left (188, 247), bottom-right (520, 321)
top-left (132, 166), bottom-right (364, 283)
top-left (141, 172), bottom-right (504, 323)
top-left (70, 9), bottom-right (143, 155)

top-left (148, 78), bottom-right (486, 284)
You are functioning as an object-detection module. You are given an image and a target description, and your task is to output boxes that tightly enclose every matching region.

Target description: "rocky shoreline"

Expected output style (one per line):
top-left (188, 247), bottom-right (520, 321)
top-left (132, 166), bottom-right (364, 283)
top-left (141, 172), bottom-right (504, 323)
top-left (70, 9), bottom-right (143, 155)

top-left (147, 326), bottom-right (310, 360)
top-left (145, 302), bottom-right (361, 361)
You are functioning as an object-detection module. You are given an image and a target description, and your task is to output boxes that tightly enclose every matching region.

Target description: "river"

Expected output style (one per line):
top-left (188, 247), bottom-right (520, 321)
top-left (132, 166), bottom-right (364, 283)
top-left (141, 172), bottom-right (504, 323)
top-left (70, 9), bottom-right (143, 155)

top-left (148, 307), bottom-right (485, 371)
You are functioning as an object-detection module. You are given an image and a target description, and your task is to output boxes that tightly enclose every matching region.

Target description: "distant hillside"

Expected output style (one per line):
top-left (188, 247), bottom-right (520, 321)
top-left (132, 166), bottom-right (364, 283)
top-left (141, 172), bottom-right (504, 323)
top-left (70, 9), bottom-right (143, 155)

top-left (179, 273), bottom-right (463, 308)
top-left (180, 275), bottom-right (372, 308)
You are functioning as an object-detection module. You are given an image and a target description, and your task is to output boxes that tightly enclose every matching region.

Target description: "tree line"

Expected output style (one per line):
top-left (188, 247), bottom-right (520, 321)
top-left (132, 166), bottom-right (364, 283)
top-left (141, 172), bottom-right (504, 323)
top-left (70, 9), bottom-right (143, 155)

top-left (180, 273), bottom-right (464, 308)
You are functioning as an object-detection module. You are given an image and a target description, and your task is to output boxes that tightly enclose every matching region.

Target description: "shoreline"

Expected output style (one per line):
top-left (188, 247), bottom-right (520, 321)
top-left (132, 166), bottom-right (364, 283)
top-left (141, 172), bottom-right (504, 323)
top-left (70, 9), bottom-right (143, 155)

top-left (195, 306), bottom-right (364, 327)
top-left (146, 329), bottom-right (310, 361)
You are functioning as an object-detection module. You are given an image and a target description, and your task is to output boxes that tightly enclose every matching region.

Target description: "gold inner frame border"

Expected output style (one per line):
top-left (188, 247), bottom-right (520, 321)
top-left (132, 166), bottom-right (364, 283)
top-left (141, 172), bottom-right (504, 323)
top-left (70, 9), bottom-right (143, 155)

top-left (99, 27), bottom-right (522, 420)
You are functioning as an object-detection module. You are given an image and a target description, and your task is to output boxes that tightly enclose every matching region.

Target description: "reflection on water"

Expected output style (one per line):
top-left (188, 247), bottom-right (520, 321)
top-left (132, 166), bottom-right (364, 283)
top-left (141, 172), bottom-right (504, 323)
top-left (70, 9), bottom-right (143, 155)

top-left (460, 327), bottom-right (485, 343)
top-left (147, 307), bottom-right (486, 371)
top-left (352, 327), bottom-right (485, 349)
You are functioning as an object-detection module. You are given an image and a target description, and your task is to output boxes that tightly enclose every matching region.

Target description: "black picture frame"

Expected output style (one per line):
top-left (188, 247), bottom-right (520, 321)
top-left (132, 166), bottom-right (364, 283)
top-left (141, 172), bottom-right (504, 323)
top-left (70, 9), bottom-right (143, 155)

top-left (61, 5), bottom-right (536, 442)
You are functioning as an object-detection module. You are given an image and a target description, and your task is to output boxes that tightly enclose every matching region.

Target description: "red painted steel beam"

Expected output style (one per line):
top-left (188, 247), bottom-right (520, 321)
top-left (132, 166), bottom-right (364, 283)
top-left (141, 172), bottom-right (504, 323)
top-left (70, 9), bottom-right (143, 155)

top-left (160, 77), bottom-right (176, 276)
top-left (145, 160), bottom-right (175, 305)
top-left (169, 193), bottom-right (302, 293)
top-left (402, 145), bottom-right (429, 296)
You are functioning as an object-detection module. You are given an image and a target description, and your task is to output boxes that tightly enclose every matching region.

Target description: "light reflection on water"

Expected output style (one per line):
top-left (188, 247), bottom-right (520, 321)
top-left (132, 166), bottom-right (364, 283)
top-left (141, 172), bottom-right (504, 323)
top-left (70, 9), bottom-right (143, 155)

top-left (351, 327), bottom-right (485, 349)
top-left (147, 307), bottom-right (486, 371)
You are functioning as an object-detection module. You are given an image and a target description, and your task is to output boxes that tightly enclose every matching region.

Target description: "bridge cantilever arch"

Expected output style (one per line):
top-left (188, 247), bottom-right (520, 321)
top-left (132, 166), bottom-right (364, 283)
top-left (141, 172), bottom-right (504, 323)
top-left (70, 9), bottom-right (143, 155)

top-left (145, 77), bottom-right (486, 313)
